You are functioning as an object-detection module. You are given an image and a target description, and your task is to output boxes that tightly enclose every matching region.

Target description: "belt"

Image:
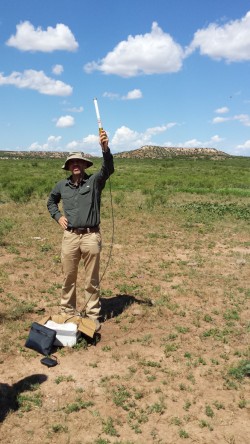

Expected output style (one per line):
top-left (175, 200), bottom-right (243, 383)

top-left (66, 226), bottom-right (99, 235)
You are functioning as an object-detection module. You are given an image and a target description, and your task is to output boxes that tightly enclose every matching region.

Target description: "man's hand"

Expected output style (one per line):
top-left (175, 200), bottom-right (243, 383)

top-left (58, 216), bottom-right (68, 230)
top-left (99, 130), bottom-right (109, 152)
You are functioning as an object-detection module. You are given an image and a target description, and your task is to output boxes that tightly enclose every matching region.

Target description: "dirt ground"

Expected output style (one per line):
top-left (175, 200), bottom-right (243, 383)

top-left (0, 197), bottom-right (249, 444)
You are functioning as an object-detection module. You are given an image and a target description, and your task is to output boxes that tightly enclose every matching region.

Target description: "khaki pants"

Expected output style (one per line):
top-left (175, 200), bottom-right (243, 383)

top-left (60, 230), bottom-right (102, 319)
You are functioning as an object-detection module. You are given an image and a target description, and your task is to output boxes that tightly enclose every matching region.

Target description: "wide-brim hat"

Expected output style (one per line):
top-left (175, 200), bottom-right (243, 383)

top-left (62, 152), bottom-right (93, 170)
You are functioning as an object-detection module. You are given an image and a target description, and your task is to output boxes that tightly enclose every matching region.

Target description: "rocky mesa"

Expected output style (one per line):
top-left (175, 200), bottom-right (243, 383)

top-left (114, 145), bottom-right (230, 159)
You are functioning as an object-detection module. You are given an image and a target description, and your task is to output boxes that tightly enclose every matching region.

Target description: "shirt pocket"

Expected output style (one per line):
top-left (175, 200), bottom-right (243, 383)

top-left (79, 185), bottom-right (91, 195)
top-left (79, 185), bottom-right (92, 204)
top-left (62, 188), bottom-right (75, 199)
top-left (61, 189), bottom-right (76, 210)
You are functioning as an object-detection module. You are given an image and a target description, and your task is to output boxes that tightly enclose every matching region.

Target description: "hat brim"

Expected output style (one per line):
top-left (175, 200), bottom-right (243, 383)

top-left (62, 158), bottom-right (93, 170)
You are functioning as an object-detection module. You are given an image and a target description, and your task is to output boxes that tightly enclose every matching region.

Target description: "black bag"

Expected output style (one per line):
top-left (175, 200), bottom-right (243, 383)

top-left (25, 322), bottom-right (57, 356)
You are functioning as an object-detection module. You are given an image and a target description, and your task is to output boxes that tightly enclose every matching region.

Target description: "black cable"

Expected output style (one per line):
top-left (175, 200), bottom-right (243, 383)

top-left (99, 175), bottom-right (115, 284)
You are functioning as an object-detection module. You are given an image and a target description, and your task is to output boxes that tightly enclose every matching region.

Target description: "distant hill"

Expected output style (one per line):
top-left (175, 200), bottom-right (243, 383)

top-left (0, 146), bottom-right (231, 160)
top-left (0, 151), bottom-right (93, 160)
top-left (114, 145), bottom-right (230, 159)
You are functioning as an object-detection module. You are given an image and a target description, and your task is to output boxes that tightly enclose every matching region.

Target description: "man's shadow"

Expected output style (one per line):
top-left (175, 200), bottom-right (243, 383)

top-left (0, 374), bottom-right (47, 423)
top-left (100, 293), bottom-right (153, 321)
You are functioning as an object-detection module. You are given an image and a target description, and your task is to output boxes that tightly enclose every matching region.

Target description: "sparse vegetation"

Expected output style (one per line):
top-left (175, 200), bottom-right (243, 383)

top-left (0, 154), bottom-right (249, 443)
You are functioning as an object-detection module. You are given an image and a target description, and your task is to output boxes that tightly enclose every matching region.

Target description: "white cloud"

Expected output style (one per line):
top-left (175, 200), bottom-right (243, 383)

top-left (6, 21), bottom-right (78, 52)
top-left (83, 134), bottom-right (100, 144)
top-left (111, 122), bottom-right (176, 152)
top-left (27, 135), bottom-right (62, 151)
top-left (103, 92), bottom-right (120, 100)
top-left (66, 140), bottom-right (85, 150)
top-left (122, 89), bottom-right (142, 100)
top-left (164, 135), bottom-right (224, 149)
top-left (65, 106), bottom-right (84, 113)
top-left (26, 133), bottom-right (100, 154)
top-left (182, 139), bottom-right (204, 148)
top-left (52, 64), bottom-right (64, 75)
top-left (234, 140), bottom-right (250, 155)
top-left (213, 116), bottom-right (230, 124)
top-left (24, 130), bottom-right (227, 156)
top-left (210, 135), bottom-right (224, 143)
top-left (111, 126), bottom-right (147, 150)
top-left (234, 114), bottom-right (250, 126)
top-left (187, 11), bottom-right (250, 62)
top-left (213, 113), bottom-right (250, 126)
top-left (215, 106), bottom-right (229, 114)
top-left (0, 70), bottom-right (72, 96)
top-left (103, 89), bottom-right (142, 100)
top-left (66, 134), bottom-right (100, 155)
top-left (56, 115), bottom-right (75, 128)
top-left (237, 140), bottom-right (250, 149)
top-left (84, 22), bottom-right (184, 77)
top-left (146, 123), bottom-right (177, 136)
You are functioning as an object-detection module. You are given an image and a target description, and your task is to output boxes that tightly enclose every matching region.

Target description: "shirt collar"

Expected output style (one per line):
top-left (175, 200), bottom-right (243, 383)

top-left (66, 174), bottom-right (88, 186)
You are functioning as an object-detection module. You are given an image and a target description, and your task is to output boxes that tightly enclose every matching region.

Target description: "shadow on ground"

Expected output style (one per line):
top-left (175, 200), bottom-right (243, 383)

top-left (100, 293), bottom-right (153, 321)
top-left (0, 374), bottom-right (47, 423)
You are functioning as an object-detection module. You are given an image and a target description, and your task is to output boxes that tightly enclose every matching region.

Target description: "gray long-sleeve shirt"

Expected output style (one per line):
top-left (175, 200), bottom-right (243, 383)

top-left (47, 149), bottom-right (114, 228)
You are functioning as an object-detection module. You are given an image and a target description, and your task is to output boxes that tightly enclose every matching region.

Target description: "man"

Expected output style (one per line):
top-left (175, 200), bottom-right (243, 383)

top-left (47, 130), bottom-right (114, 331)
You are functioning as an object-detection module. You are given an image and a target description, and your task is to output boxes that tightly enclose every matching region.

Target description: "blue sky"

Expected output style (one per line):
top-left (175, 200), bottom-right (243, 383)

top-left (0, 0), bottom-right (250, 156)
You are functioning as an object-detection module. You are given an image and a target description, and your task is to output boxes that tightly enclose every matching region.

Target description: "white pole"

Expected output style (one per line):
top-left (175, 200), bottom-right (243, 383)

top-left (93, 98), bottom-right (103, 132)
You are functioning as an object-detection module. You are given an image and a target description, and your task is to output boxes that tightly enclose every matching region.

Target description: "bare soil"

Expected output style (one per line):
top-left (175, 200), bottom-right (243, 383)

top-left (0, 198), bottom-right (249, 444)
